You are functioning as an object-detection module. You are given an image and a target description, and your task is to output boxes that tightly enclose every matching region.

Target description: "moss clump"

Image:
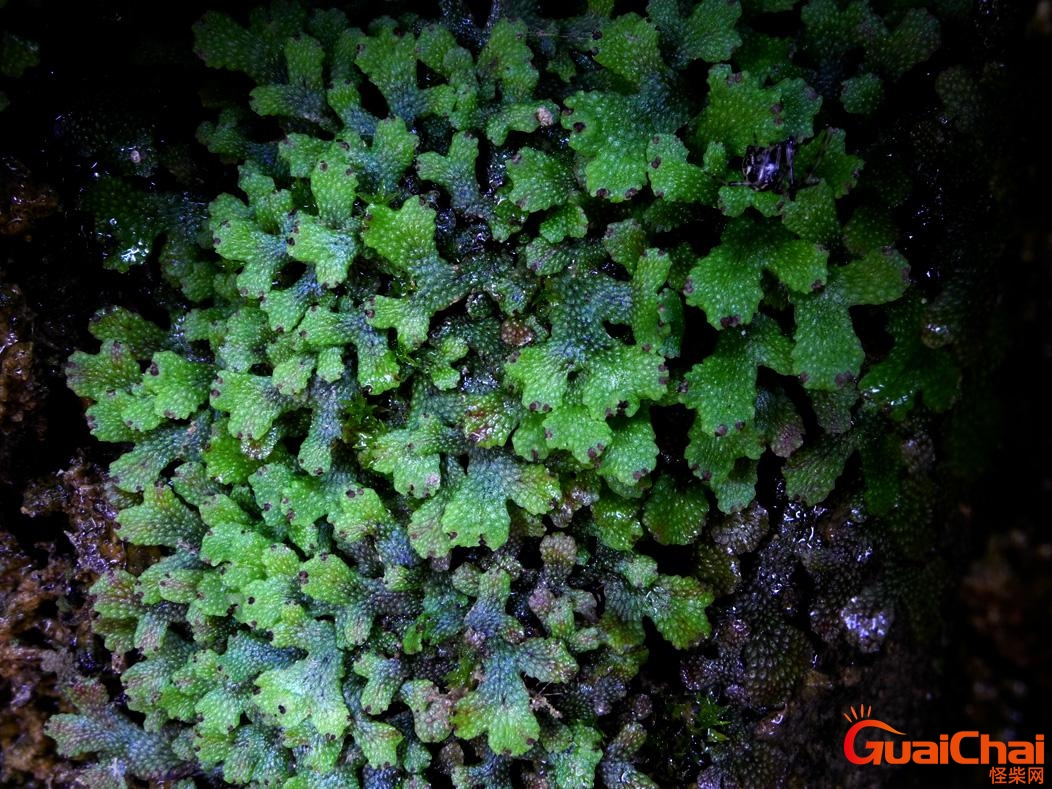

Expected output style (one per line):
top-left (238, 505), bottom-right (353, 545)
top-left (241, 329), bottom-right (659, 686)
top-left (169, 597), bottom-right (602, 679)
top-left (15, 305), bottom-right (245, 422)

top-left (48, 0), bottom-right (1008, 785)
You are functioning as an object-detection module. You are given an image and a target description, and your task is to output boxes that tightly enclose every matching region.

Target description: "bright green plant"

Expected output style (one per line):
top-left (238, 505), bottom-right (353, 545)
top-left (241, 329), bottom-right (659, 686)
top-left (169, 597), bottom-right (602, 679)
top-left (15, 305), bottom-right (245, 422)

top-left (49, 0), bottom-right (985, 785)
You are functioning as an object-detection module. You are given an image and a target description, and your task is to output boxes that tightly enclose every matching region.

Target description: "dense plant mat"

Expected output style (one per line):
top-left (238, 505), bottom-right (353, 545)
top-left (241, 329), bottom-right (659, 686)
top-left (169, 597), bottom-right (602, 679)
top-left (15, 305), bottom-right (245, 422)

top-left (0, 0), bottom-right (1047, 786)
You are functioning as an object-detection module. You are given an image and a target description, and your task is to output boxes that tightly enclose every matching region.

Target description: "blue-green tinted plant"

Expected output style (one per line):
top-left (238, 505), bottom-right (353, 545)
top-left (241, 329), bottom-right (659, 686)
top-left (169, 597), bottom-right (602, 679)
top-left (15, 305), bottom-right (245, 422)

top-left (50, 0), bottom-right (984, 785)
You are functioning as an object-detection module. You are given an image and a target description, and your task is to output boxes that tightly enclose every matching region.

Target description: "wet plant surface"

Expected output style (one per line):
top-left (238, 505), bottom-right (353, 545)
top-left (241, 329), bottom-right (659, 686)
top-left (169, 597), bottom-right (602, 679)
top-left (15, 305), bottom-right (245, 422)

top-left (1, 1), bottom-right (1050, 786)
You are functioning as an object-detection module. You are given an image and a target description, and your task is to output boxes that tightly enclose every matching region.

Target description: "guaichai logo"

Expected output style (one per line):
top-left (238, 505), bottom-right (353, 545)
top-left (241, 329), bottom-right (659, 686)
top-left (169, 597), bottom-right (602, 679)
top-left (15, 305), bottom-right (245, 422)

top-left (842, 705), bottom-right (1045, 766)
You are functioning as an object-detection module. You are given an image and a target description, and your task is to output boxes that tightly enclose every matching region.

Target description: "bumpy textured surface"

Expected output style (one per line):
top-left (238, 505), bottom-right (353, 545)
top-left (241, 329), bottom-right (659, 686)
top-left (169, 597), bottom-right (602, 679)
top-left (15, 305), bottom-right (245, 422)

top-left (47, 0), bottom-right (1006, 785)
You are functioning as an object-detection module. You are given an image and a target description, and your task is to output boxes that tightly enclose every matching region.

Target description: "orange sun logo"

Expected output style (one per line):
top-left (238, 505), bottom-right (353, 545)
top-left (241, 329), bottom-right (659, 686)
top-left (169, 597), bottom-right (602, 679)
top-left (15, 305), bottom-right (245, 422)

top-left (842, 704), bottom-right (907, 764)
top-left (843, 705), bottom-right (873, 723)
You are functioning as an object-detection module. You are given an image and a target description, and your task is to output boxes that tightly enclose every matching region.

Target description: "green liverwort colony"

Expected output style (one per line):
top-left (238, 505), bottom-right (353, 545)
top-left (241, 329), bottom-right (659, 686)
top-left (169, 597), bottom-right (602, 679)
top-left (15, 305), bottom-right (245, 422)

top-left (49, 0), bottom-right (982, 785)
